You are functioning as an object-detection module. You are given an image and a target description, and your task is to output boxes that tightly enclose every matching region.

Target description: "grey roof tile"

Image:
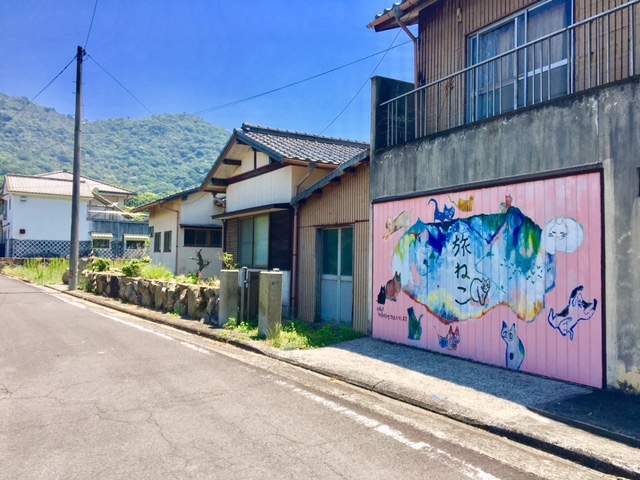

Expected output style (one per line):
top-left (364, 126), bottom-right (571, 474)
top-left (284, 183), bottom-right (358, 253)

top-left (238, 123), bottom-right (369, 166)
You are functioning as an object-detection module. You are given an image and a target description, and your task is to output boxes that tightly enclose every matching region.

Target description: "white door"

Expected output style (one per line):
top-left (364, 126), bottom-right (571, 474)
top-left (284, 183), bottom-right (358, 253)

top-left (320, 227), bottom-right (353, 326)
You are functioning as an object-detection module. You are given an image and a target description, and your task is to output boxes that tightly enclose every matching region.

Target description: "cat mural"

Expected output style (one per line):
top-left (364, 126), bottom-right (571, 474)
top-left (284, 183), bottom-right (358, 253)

top-left (428, 198), bottom-right (455, 223)
top-left (407, 306), bottom-right (423, 341)
top-left (383, 211), bottom-right (413, 240)
top-left (447, 194), bottom-right (475, 212)
top-left (376, 286), bottom-right (386, 305)
top-left (501, 321), bottom-right (525, 370)
top-left (547, 285), bottom-right (597, 340)
top-left (384, 272), bottom-right (402, 302)
top-left (435, 325), bottom-right (460, 350)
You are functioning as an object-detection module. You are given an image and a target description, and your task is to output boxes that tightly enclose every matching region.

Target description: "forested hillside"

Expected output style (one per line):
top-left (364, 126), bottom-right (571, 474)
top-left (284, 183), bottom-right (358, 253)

top-left (0, 93), bottom-right (230, 200)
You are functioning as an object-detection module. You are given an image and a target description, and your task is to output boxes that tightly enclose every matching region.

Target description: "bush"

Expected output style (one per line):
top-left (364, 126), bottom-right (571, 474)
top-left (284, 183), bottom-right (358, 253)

top-left (91, 258), bottom-right (110, 272)
top-left (121, 259), bottom-right (143, 277)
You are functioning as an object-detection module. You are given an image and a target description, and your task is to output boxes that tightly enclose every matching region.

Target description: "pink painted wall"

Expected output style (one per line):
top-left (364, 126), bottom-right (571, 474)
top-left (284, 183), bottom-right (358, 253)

top-left (372, 172), bottom-right (603, 388)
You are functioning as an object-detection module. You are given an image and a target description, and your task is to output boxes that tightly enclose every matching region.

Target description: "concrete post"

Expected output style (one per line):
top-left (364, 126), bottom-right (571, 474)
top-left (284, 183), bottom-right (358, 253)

top-left (258, 270), bottom-right (282, 338)
top-left (218, 269), bottom-right (239, 327)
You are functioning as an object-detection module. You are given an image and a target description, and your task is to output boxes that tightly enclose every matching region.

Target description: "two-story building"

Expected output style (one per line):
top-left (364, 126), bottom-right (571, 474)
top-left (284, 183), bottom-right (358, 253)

top-left (0, 171), bottom-right (149, 259)
top-left (368, 0), bottom-right (640, 392)
top-left (201, 123), bottom-right (369, 318)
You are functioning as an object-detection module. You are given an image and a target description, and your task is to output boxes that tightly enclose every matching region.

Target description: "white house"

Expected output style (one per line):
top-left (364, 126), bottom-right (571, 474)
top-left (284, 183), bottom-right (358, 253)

top-left (132, 188), bottom-right (224, 279)
top-left (0, 171), bottom-right (149, 259)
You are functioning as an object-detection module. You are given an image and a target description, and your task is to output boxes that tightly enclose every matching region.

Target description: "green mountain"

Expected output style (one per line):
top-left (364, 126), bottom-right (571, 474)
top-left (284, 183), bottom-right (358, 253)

top-left (0, 93), bottom-right (230, 200)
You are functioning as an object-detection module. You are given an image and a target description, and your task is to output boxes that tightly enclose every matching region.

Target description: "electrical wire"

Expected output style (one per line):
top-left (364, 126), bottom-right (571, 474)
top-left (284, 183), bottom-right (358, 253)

top-left (193, 41), bottom-right (411, 116)
top-left (84, 0), bottom-right (99, 49)
top-left (0, 54), bottom-right (77, 129)
top-left (319, 29), bottom-right (402, 136)
top-left (85, 53), bottom-right (154, 115)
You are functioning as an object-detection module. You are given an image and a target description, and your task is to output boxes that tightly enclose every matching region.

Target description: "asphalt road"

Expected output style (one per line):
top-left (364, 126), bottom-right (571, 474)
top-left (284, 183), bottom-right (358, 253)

top-left (0, 276), bottom-right (612, 479)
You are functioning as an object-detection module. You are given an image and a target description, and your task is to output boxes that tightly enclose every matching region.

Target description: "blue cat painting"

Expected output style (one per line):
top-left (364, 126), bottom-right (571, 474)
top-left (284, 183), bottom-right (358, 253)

top-left (501, 321), bottom-right (525, 370)
top-left (428, 198), bottom-right (455, 223)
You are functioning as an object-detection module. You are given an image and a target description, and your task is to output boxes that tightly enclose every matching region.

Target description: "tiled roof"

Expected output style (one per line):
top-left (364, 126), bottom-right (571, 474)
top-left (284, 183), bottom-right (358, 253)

top-left (237, 123), bottom-right (369, 166)
top-left (130, 186), bottom-right (201, 212)
top-left (37, 171), bottom-right (134, 195)
top-left (3, 172), bottom-right (134, 197)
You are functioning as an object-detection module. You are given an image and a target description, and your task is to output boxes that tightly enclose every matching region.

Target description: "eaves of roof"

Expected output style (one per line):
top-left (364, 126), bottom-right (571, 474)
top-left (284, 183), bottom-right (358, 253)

top-left (291, 150), bottom-right (370, 205)
top-left (130, 187), bottom-right (201, 213)
top-left (212, 203), bottom-right (291, 221)
top-left (367, 0), bottom-right (438, 32)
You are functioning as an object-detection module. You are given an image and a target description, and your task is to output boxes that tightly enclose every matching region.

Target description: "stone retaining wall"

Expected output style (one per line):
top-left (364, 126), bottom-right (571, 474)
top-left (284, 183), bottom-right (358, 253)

top-left (86, 272), bottom-right (218, 325)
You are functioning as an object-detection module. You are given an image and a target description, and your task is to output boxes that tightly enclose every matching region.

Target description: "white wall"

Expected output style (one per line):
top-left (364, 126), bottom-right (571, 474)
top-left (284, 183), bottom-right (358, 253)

top-left (227, 168), bottom-right (294, 211)
top-left (148, 204), bottom-right (177, 272)
top-left (148, 191), bottom-right (224, 278)
top-left (176, 191), bottom-right (223, 278)
top-left (8, 194), bottom-right (92, 241)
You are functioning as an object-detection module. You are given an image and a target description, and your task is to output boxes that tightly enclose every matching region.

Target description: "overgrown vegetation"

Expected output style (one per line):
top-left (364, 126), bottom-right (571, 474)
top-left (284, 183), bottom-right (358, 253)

top-left (1, 258), bottom-right (69, 285)
top-left (0, 93), bottom-right (230, 197)
top-left (224, 318), bottom-right (363, 350)
top-left (216, 251), bottom-right (238, 270)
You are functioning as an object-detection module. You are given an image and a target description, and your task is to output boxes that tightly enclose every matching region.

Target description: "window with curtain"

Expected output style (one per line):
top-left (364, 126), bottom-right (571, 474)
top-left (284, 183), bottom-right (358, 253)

top-left (467, 0), bottom-right (569, 121)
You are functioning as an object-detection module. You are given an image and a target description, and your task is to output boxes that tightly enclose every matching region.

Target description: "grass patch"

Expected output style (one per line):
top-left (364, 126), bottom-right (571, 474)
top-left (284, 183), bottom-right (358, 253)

top-left (140, 263), bottom-right (174, 281)
top-left (224, 318), bottom-right (363, 350)
top-left (2, 258), bottom-right (69, 285)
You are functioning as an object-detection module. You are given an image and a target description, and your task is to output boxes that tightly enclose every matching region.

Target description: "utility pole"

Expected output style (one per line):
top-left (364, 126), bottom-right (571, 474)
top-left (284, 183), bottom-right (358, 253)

top-left (68, 46), bottom-right (84, 290)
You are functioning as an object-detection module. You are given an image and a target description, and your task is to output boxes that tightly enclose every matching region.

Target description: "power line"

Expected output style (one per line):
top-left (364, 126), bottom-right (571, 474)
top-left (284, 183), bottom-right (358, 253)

top-left (85, 53), bottom-right (154, 115)
top-left (193, 41), bottom-right (411, 116)
top-left (0, 54), bottom-right (77, 128)
top-left (84, 0), bottom-right (99, 49)
top-left (319, 29), bottom-right (402, 136)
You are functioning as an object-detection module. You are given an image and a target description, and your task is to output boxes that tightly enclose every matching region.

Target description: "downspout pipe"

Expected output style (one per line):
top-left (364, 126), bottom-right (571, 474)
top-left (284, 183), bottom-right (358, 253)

top-left (291, 204), bottom-right (299, 319)
top-left (159, 201), bottom-right (180, 275)
top-left (393, 5), bottom-right (420, 88)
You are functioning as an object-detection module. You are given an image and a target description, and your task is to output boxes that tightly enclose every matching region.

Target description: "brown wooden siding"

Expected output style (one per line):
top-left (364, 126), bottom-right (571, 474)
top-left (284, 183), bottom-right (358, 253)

top-left (296, 162), bottom-right (370, 334)
top-left (224, 218), bottom-right (238, 262)
top-left (418, 0), bottom-right (635, 84)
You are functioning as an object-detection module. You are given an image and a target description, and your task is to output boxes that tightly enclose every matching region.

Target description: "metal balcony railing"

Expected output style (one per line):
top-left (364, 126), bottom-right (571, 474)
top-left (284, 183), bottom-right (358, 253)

top-left (87, 204), bottom-right (148, 223)
top-left (378, 1), bottom-right (639, 148)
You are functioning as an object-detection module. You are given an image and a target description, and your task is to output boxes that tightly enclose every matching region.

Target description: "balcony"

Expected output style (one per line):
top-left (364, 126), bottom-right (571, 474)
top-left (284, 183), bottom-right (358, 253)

top-left (375, 1), bottom-right (640, 149)
top-left (87, 203), bottom-right (148, 223)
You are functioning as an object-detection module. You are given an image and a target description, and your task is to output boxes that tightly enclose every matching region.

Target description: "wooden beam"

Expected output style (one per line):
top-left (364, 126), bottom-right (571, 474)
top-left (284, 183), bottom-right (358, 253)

top-left (222, 159), bottom-right (242, 166)
top-left (210, 178), bottom-right (229, 187)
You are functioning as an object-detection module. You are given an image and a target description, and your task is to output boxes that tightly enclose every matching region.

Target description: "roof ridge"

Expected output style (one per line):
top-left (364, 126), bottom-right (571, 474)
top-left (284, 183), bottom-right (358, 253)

top-left (7, 173), bottom-right (79, 183)
top-left (9, 171), bottom-right (134, 194)
top-left (241, 122), bottom-right (369, 148)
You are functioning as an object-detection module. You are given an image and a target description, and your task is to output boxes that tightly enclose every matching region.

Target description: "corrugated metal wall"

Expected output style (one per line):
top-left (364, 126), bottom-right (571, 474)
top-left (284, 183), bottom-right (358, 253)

top-left (297, 162), bottom-right (370, 334)
top-left (371, 172), bottom-right (604, 388)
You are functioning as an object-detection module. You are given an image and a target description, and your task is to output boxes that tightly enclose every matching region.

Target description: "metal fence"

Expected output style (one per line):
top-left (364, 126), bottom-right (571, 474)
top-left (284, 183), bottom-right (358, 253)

top-left (379, 1), bottom-right (639, 148)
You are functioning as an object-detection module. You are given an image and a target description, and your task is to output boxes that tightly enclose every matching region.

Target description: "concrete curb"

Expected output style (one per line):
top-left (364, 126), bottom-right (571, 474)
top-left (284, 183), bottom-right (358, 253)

top-left (58, 288), bottom-right (640, 479)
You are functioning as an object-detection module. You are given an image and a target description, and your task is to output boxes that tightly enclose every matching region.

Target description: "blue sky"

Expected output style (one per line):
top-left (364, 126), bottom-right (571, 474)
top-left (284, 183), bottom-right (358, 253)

top-left (0, 1), bottom-right (414, 141)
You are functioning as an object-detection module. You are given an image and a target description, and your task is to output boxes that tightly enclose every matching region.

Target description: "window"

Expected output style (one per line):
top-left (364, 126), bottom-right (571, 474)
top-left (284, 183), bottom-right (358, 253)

top-left (322, 227), bottom-right (353, 277)
top-left (163, 231), bottom-right (172, 252)
top-left (91, 233), bottom-right (113, 250)
top-left (92, 239), bottom-right (110, 249)
top-left (239, 214), bottom-right (269, 267)
top-left (126, 240), bottom-right (146, 250)
top-left (467, 0), bottom-right (569, 121)
top-left (154, 232), bottom-right (161, 252)
top-left (184, 228), bottom-right (222, 248)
